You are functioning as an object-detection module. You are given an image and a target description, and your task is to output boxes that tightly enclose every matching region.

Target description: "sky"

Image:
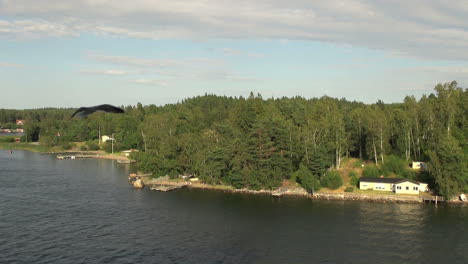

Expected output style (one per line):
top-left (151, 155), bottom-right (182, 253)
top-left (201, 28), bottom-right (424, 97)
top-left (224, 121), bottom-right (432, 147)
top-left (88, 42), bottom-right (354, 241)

top-left (1, 0), bottom-right (467, 109)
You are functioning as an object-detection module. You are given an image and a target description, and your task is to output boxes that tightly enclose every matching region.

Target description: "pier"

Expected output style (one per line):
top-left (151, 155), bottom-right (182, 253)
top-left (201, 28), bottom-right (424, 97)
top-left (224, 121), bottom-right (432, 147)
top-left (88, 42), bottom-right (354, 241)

top-left (56, 155), bottom-right (98, 159)
top-left (422, 195), bottom-right (444, 205)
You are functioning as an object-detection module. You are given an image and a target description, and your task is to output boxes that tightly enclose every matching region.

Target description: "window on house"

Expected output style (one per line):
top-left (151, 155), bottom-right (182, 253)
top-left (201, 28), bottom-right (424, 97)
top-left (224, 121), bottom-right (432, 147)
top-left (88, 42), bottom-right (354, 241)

top-left (406, 186), bottom-right (409, 190)
top-left (397, 186), bottom-right (401, 190)
top-left (413, 187), bottom-right (418, 191)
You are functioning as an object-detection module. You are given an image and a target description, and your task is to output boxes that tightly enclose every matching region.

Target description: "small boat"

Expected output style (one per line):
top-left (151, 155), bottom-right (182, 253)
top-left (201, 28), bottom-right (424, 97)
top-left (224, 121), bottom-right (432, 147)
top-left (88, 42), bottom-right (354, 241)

top-left (117, 160), bottom-right (131, 164)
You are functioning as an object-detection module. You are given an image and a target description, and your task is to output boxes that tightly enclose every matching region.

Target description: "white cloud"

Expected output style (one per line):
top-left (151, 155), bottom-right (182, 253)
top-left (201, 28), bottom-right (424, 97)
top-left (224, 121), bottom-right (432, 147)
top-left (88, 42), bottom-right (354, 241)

top-left (401, 66), bottom-right (468, 74)
top-left (0, 61), bottom-right (26, 68)
top-left (193, 71), bottom-right (259, 82)
top-left (83, 51), bottom-right (257, 83)
top-left (80, 69), bottom-right (128, 75)
top-left (2, 1), bottom-right (468, 60)
top-left (208, 47), bottom-right (265, 58)
top-left (0, 19), bottom-right (78, 38)
top-left (133, 79), bottom-right (170, 86)
top-left (87, 52), bottom-right (221, 69)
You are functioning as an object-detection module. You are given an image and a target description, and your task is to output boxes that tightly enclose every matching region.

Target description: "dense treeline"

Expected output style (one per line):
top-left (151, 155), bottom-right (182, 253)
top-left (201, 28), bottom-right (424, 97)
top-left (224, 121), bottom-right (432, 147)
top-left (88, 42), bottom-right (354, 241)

top-left (1, 81), bottom-right (467, 198)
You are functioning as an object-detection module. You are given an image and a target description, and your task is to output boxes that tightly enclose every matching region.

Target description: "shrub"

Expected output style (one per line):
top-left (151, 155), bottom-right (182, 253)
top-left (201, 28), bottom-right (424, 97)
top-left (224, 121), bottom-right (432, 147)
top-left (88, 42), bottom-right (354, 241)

top-left (321, 170), bottom-right (343, 190)
top-left (353, 160), bottom-right (364, 168)
top-left (86, 140), bottom-right (100, 151)
top-left (350, 176), bottom-right (359, 186)
top-left (80, 145), bottom-right (88, 151)
top-left (0, 137), bottom-right (14, 142)
top-left (363, 165), bottom-right (380, 178)
top-left (60, 142), bottom-right (73, 150)
top-left (293, 164), bottom-right (321, 193)
top-left (349, 170), bottom-right (358, 178)
top-left (381, 155), bottom-right (406, 176)
top-left (103, 142), bottom-right (124, 153)
top-left (344, 186), bottom-right (354, 192)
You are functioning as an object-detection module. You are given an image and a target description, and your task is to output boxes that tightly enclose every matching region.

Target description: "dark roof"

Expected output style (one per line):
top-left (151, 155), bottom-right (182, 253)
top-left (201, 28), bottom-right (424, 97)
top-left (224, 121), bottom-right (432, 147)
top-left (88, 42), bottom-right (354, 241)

top-left (395, 179), bottom-right (420, 185)
top-left (359, 177), bottom-right (400, 183)
top-left (359, 177), bottom-right (419, 184)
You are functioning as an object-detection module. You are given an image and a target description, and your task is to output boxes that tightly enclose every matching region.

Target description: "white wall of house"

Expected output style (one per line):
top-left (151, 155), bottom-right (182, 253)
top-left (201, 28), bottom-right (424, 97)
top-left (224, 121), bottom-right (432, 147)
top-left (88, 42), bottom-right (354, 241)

top-left (395, 181), bottom-right (420, 194)
top-left (359, 182), bottom-right (393, 191)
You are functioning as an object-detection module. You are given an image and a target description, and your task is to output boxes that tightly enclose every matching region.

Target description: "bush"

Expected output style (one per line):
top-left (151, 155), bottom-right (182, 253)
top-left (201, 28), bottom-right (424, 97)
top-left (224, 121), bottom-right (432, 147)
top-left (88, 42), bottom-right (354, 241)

top-left (86, 140), bottom-right (100, 151)
top-left (103, 142), bottom-right (125, 153)
top-left (0, 137), bottom-right (14, 142)
top-left (60, 142), bottom-right (73, 150)
top-left (349, 170), bottom-right (358, 178)
top-left (350, 176), bottom-right (359, 186)
top-left (344, 186), bottom-right (354, 192)
top-left (353, 160), bottom-right (364, 168)
top-left (363, 165), bottom-right (380, 178)
top-left (321, 170), bottom-right (343, 190)
top-left (80, 145), bottom-right (88, 151)
top-left (293, 164), bottom-right (321, 193)
top-left (381, 155), bottom-right (406, 176)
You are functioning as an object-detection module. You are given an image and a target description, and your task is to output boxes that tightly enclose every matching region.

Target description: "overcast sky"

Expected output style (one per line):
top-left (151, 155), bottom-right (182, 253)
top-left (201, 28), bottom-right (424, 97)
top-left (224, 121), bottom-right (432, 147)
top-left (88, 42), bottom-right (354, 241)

top-left (1, 0), bottom-right (467, 108)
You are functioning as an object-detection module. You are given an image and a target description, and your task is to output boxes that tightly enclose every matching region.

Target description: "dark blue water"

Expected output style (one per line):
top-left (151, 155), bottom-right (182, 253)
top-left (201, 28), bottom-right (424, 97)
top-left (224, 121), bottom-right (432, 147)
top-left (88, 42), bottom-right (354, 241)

top-left (1, 150), bottom-right (467, 264)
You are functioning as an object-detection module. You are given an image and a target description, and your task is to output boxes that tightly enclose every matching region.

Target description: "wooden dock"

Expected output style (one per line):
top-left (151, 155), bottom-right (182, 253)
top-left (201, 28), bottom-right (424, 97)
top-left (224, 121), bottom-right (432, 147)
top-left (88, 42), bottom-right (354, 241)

top-left (117, 160), bottom-right (136, 164)
top-left (422, 195), bottom-right (445, 205)
top-left (56, 155), bottom-right (98, 160)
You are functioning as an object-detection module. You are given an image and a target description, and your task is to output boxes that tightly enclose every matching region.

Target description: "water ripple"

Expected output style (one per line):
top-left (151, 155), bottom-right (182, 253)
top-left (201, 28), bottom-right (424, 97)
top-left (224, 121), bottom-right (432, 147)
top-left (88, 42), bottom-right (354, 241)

top-left (1, 151), bottom-right (468, 264)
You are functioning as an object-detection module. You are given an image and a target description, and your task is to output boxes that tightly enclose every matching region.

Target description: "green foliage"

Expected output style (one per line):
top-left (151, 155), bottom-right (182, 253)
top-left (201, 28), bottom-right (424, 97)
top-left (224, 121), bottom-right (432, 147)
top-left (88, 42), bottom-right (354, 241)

top-left (353, 160), bottom-right (364, 168)
top-left (80, 145), bottom-right (88, 151)
top-left (86, 141), bottom-right (100, 151)
top-left (349, 170), bottom-right (359, 186)
top-left (103, 142), bottom-right (125, 153)
top-left (344, 186), bottom-right (354, 192)
top-left (363, 165), bottom-right (380, 178)
top-left (293, 164), bottom-right (321, 193)
top-left (306, 147), bottom-right (331, 179)
top-left (1, 82), bottom-right (467, 193)
top-left (321, 170), bottom-right (343, 190)
top-left (427, 136), bottom-right (468, 199)
top-left (350, 177), bottom-right (359, 186)
top-left (199, 147), bottom-right (227, 185)
top-left (0, 136), bottom-right (15, 142)
top-left (381, 155), bottom-right (412, 178)
top-left (60, 142), bottom-right (73, 150)
top-left (349, 170), bottom-right (358, 178)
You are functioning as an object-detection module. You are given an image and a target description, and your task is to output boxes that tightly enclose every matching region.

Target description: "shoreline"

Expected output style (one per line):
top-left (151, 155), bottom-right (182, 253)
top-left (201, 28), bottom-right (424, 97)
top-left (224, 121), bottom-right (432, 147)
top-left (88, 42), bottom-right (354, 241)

top-left (1, 143), bottom-right (131, 161)
top-left (140, 177), bottom-right (465, 204)
top-left (4, 145), bottom-right (465, 204)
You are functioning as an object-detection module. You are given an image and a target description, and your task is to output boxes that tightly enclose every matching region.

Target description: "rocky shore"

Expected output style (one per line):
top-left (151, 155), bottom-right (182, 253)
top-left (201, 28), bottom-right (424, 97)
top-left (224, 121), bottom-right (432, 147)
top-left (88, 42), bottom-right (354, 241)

top-left (138, 176), bottom-right (458, 204)
top-left (312, 192), bottom-right (422, 203)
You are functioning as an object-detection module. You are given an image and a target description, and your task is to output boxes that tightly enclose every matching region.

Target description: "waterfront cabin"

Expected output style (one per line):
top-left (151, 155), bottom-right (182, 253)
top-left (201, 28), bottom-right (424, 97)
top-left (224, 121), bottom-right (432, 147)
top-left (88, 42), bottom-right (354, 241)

top-left (359, 177), bottom-right (428, 195)
top-left (16, 120), bottom-right (25, 126)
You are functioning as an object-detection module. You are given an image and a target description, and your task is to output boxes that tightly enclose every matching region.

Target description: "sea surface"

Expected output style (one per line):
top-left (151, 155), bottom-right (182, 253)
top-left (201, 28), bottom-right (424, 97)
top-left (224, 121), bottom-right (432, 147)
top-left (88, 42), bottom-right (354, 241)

top-left (1, 150), bottom-right (467, 264)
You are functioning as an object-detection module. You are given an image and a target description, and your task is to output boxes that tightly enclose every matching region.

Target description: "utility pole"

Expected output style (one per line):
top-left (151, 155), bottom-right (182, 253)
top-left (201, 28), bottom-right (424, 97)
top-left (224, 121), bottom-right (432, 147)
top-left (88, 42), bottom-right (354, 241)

top-left (98, 127), bottom-right (101, 145)
top-left (111, 133), bottom-right (114, 154)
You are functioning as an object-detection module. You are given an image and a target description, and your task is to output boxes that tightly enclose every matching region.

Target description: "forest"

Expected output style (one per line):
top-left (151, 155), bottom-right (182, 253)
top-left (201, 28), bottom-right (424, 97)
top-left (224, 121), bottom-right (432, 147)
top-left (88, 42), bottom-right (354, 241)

top-left (1, 81), bottom-right (467, 198)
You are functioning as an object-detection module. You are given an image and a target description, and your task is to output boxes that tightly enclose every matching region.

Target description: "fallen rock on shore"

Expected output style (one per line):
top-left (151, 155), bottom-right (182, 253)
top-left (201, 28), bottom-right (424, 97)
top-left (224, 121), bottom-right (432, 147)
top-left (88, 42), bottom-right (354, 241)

top-left (133, 179), bottom-right (144, 189)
